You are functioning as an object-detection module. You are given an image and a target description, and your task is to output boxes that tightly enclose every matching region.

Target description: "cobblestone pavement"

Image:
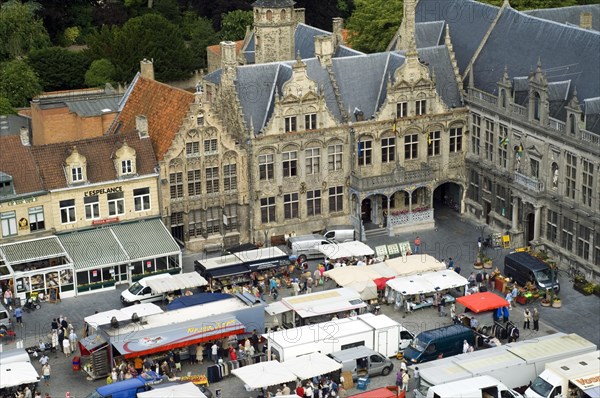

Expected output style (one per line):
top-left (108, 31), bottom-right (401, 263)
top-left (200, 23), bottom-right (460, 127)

top-left (2, 207), bottom-right (598, 397)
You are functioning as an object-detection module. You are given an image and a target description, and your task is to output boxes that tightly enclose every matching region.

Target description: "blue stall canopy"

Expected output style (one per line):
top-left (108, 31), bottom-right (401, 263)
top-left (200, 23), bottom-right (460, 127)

top-left (167, 293), bottom-right (233, 310)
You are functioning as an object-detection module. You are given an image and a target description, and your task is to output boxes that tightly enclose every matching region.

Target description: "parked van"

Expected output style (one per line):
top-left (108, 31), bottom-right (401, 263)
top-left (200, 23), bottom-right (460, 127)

top-left (0, 304), bottom-right (11, 330)
top-left (86, 371), bottom-right (164, 398)
top-left (120, 272), bottom-right (207, 306)
top-left (329, 346), bottom-right (394, 380)
top-left (504, 252), bottom-right (560, 293)
top-left (321, 226), bottom-right (356, 243)
top-left (426, 375), bottom-right (523, 398)
top-left (404, 325), bottom-right (474, 364)
top-left (0, 348), bottom-right (30, 365)
top-left (287, 234), bottom-right (332, 260)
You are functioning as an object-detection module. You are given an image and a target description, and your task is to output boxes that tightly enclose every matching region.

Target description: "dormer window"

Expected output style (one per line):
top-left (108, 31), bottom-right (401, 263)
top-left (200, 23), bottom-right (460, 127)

top-left (71, 166), bottom-right (83, 182)
top-left (65, 147), bottom-right (87, 184)
top-left (0, 173), bottom-right (15, 196)
top-left (114, 142), bottom-right (137, 178)
top-left (121, 160), bottom-right (133, 175)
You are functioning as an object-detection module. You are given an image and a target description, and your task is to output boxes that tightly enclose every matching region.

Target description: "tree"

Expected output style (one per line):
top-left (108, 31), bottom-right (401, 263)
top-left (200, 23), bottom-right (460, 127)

top-left (220, 10), bottom-right (253, 41)
top-left (0, 97), bottom-right (16, 115)
top-left (181, 13), bottom-right (219, 70)
top-left (27, 47), bottom-right (90, 91)
top-left (85, 59), bottom-right (116, 87)
top-left (295, 0), bottom-right (355, 30)
top-left (345, 0), bottom-right (402, 53)
top-left (0, 0), bottom-right (51, 61)
top-left (0, 60), bottom-right (42, 107)
top-left (188, 0), bottom-right (252, 30)
top-left (92, 1), bottom-right (128, 27)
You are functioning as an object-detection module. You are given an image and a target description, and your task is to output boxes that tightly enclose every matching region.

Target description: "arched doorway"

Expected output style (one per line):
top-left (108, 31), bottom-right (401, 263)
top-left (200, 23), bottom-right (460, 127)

top-left (526, 213), bottom-right (535, 243)
top-left (361, 198), bottom-right (372, 223)
top-left (433, 182), bottom-right (462, 212)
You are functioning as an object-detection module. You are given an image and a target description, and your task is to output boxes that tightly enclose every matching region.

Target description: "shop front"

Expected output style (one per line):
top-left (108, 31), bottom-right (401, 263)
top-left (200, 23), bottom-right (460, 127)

top-left (0, 236), bottom-right (75, 301)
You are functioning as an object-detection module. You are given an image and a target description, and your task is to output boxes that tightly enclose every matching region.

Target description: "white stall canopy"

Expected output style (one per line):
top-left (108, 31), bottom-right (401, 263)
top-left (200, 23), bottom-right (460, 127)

top-left (281, 288), bottom-right (366, 319)
top-left (0, 362), bottom-right (40, 389)
top-left (346, 280), bottom-right (378, 300)
top-left (384, 254), bottom-right (445, 276)
top-left (281, 352), bottom-right (342, 380)
top-left (318, 241), bottom-right (374, 260)
top-left (145, 272), bottom-right (208, 294)
top-left (84, 303), bottom-right (164, 328)
top-left (232, 361), bottom-right (298, 390)
top-left (137, 382), bottom-right (207, 398)
top-left (386, 270), bottom-right (468, 296)
top-left (367, 262), bottom-right (396, 278)
top-left (323, 266), bottom-right (381, 286)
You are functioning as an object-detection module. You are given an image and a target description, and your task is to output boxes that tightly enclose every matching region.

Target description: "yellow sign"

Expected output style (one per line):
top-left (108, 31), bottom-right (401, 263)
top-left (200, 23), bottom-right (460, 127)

top-left (187, 319), bottom-right (237, 334)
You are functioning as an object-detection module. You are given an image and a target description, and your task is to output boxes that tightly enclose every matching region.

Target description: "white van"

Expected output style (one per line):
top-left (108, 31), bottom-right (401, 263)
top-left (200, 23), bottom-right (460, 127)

top-left (287, 234), bottom-right (332, 261)
top-left (427, 375), bottom-right (523, 398)
top-left (120, 272), bottom-right (207, 306)
top-left (321, 226), bottom-right (356, 243)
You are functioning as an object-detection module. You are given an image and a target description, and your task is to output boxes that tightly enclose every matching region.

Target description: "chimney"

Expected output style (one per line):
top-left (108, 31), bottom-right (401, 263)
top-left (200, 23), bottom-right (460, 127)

top-left (140, 59), bottom-right (154, 80)
top-left (220, 41), bottom-right (237, 69)
top-left (332, 18), bottom-right (344, 48)
top-left (20, 126), bottom-right (30, 146)
top-left (136, 115), bottom-right (149, 138)
top-left (580, 12), bottom-right (592, 29)
top-left (314, 35), bottom-right (333, 67)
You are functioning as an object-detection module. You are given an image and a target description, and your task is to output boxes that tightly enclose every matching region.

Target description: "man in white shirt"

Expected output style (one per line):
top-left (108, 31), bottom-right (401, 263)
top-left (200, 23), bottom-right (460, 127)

top-left (39, 354), bottom-right (49, 366)
top-left (211, 343), bottom-right (218, 363)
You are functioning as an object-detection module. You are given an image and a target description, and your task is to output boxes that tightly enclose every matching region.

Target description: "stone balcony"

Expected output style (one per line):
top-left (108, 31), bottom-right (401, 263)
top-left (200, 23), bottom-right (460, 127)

top-left (350, 164), bottom-right (433, 192)
top-left (514, 171), bottom-right (544, 193)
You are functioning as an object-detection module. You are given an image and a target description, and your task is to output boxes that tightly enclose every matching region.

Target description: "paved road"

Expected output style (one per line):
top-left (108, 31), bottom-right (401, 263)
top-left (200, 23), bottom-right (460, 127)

top-left (2, 207), bottom-right (598, 397)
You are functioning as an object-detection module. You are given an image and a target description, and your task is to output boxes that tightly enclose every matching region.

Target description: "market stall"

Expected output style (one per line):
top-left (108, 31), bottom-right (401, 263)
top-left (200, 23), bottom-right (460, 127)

top-left (318, 241), bottom-right (375, 260)
top-left (455, 292), bottom-right (509, 313)
top-left (323, 266), bottom-right (381, 286)
top-left (280, 352), bottom-right (342, 380)
top-left (0, 362), bottom-right (40, 390)
top-left (367, 262), bottom-right (396, 278)
top-left (384, 255), bottom-right (445, 276)
top-left (144, 272), bottom-right (207, 295)
top-left (137, 382), bottom-right (207, 398)
top-left (231, 361), bottom-right (297, 390)
top-left (346, 280), bottom-right (378, 300)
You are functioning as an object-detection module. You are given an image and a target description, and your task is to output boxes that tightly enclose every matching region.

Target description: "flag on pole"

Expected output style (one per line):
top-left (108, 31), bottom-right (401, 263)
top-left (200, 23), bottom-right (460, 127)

top-left (223, 213), bottom-right (228, 226)
top-left (427, 133), bottom-right (433, 146)
top-left (392, 117), bottom-right (398, 135)
top-left (498, 136), bottom-right (509, 146)
top-left (516, 144), bottom-right (523, 157)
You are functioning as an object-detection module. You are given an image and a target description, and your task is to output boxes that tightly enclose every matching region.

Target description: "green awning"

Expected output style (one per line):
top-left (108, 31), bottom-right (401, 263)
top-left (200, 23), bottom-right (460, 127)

top-left (110, 218), bottom-right (180, 261)
top-left (0, 236), bottom-right (70, 266)
top-left (58, 228), bottom-right (129, 271)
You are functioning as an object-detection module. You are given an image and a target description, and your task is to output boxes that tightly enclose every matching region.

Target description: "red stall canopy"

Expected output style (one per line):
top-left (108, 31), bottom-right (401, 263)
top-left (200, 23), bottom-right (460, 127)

top-left (349, 387), bottom-right (402, 398)
top-left (456, 292), bottom-right (509, 313)
top-left (373, 277), bottom-right (394, 290)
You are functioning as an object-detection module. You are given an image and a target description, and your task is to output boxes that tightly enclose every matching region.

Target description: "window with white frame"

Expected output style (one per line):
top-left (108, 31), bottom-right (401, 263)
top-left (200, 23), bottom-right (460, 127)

top-left (305, 113), bottom-right (317, 130)
top-left (134, 187), bottom-right (151, 211)
top-left (307, 189), bottom-right (321, 216)
top-left (415, 100), bottom-right (426, 116)
top-left (170, 172), bottom-right (183, 199)
top-left (108, 192), bottom-right (125, 216)
top-left (546, 209), bottom-right (558, 243)
top-left (305, 148), bottom-right (320, 175)
top-left (472, 113), bottom-right (481, 155)
top-left (328, 144), bottom-right (342, 171)
top-left (427, 131), bottom-right (440, 157)
top-left (28, 206), bottom-right (45, 231)
top-left (188, 209), bottom-right (202, 238)
top-left (449, 127), bottom-right (462, 153)
top-left (329, 186), bottom-right (343, 212)
top-left (186, 141), bottom-right (200, 156)
top-left (284, 193), bottom-right (299, 219)
top-left (71, 166), bottom-right (83, 182)
top-left (205, 207), bottom-right (220, 234)
top-left (577, 224), bottom-right (591, 260)
top-left (84, 195), bottom-right (100, 220)
top-left (582, 159), bottom-right (594, 207)
top-left (282, 151), bottom-right (298, 177)
top-left (187, 169), bottom-right (202, 196)
top-left (284, 116), bottom-right (297, 133)
top-left (381, 137), bottom-right (395, 163)
top-left (259, 154), bottom-right (274, 180)
top-left (1, 211), bottom-right (17, 237)
top-left (396, 102), bottom-right (407, 118)
top-left (565, 153), bottom-right (577, 200)
top-left (561, 216), bottom-right (574, 251)
top-left (224, 204), bottom-right (238, 231)
top-left (59, 199), bottom-right (76, 224)
top-left (497, 124), bottom-right (508, 168)
top-left (260, 197), bottom-right (276, 223)
top-left (206, 167), bottom-right (219, 194)
top-left (121, 159), bottom-right (133, 175)
top-left (484, 119), bottom-right (494, 161)
top-left (358, 138), bottom-right (372, 166)
top-left (404, 134), bottom-right (418, 160)
top-left (223, 164), bottom-right (237, 192)
top-left (204, 139), bottom-right (217, 153)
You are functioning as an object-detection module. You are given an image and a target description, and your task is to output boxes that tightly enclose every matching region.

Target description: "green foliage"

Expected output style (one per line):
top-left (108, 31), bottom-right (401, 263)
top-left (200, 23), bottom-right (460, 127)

top-left (152, 0), bottom-right (182, 23)
top-left (220, 10), bottom-right (253, 41)
top-left (63, 27), bottom-right (82, 46)
top-left (182, 12), bottom-right (219, 70)
top-left (27, 47), bottom-right (90, 91)
top-left (0, 60), bottom-right (42, 107)
top-left (345, 0), bottom-right (402, 53)
top-left (0, 0), bottom-right (51, 61)
top-left (85, 59), bottom-right (117, 87)
top-left (0, 97), bottom-right (16, 115)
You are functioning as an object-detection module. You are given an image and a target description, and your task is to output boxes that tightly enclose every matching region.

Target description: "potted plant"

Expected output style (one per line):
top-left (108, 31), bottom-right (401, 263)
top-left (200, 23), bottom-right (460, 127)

top-left (474, 254), bottom-right (483, 269)
top-left (541, 298), bottom-right (551, 307)
top-left (483, 256), bottom-right (493, 269)
top-left (551, 296), bottom-right (562, 308)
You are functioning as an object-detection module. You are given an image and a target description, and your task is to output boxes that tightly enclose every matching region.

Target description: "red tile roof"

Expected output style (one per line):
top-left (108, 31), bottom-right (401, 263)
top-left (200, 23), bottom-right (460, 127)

top-left (207, 40), bottom-right (244, 55)
top-left (112, 76), bottom-right (195, 161)
top-left (0, 136), bottom-right (44, 196)
top-left (30, 130), bottom-right (157, 190)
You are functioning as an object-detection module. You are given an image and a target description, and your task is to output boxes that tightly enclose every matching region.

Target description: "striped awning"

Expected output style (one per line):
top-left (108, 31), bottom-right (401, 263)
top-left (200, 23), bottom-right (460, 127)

top-left (110, 218), bottom-right (180, 261)
top-left (58, 228), bottom-right (129, 270)
top-left (0, 236), bottom-right (70, 267)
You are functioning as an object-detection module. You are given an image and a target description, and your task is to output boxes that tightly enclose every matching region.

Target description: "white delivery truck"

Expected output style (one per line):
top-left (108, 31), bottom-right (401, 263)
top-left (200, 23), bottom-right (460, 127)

top-left (264, 314), bottom-right (413, 361)
top-left (120, 272), bottom-right (207, 305)
top-left (525, 350), bottom-right (600, 398)
top-left (426, 375), bottom-right (523, 398)
top-left (414, 333), bottom-right (597, 398)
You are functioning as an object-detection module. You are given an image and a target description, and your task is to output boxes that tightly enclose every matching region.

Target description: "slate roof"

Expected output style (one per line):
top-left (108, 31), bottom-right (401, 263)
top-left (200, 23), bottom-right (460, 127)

top-left (335, 45), bottom-right (363, 58)
top-left (110, 75), bottom-right (195, 161)
top-left (583, 97), bottom-right (600, 134)
top-left (524, 5), bottom-right (600, 32)
top-left (417, 45), bottom-right (463, 108)
top-left (415, 0), bottom-right (500, 74)
top-left (0, 135), bottom-right (44, 197)
top-left (0, 114), bottom-right (30, 137)
top-left (65, 96), bottom-right (120, 117)
top-left (29, 130), bottom-right (157, 190)
top-left (252, 0), bottom-right (295, 7)
top-left (416, 21), bottom-right (445, 48)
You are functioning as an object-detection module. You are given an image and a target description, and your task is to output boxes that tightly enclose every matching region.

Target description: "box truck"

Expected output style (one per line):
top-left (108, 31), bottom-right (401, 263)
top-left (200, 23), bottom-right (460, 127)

top-left (426, 375), bottom-right (523, 398)
top-left (525, 350), bottom-right (599, 398)
top-left (414, 333), bottom-right (597, 398)
top-left (264, 314), bottom-right (413, 361)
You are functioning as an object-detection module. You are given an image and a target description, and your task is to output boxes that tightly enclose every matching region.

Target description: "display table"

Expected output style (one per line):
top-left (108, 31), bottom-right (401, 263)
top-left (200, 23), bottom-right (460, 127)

top-left (495, 278), bottom-right (507, 293)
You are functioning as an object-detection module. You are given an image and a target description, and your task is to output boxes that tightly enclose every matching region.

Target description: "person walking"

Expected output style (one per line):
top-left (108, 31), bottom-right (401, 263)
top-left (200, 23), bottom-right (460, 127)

top-left (3, 288), bottom-right (13, 308)
top-left (42, 363), bottom-right (51, 386)
top-left (505, 291), bottom-right (513, 310)
top-left (414, 236), bottom-right (421, 254)
top-left (413, 367), bottom-right (421, 390)
top-left (15, 306), bottom-right (23, 326)
top-left (402, 370), bottom-right (410, 391)
top-left (51, 329), bottom-right (59, 352)
top-left (51, 318), bottom-right (58, 332)
top-left (62, 336), bottom-right (71, 357)
top-left (395, 370), bottom-right (403, 388)
top-left (532, 308), bottom-right (540, 331)
top-left (477, 236), bottom-right (482, 252)
top-left (523, 308), bottom-right (531, 329)
top-left (69, 329), bottom-right (78, 353)
top-left (211, 343), bottom-right (218, 363)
